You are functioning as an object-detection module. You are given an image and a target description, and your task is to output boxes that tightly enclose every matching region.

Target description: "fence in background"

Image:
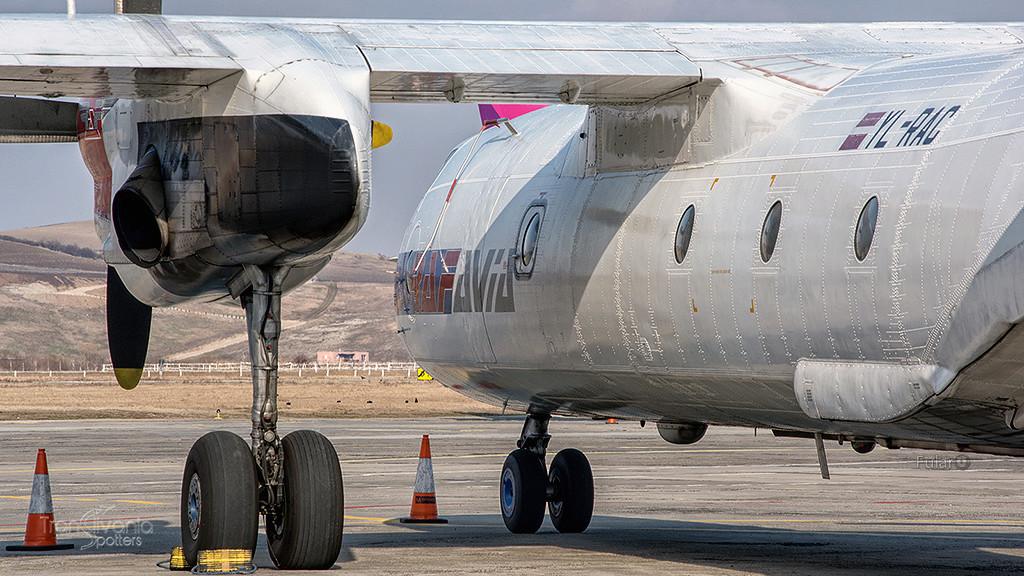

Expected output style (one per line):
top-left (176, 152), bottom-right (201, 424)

top-left (1, 362), bottom-right (424, 379)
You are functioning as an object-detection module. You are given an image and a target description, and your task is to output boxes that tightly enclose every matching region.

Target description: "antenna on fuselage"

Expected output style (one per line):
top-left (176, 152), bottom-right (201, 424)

top-left (485, 117), bottom-right (518, 135)
top-left (411, 116), bottom-right (520, 276)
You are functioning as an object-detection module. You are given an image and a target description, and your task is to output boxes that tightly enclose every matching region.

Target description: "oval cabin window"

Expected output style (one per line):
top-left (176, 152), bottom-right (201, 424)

top-left (760, 200), bottom-right (783, 263)
top-left (514, 205), bottom-right (545, 278)
top-left (674, 205), bottom-right (695, 264)
top-left (854, 196), bottom-right (879, 261)
top-left (520, 213), bottom-right (540, 267)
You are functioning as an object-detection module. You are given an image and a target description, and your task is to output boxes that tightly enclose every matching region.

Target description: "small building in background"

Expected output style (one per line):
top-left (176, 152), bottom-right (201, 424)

top-left (317, 351), bottom-right (369, 364)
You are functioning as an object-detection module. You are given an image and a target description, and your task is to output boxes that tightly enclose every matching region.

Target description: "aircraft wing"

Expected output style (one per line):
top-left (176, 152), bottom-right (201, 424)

top-left (0, 16), bottom-right (1021, 115)
top-left (0, 15), bottom-right (240, 100)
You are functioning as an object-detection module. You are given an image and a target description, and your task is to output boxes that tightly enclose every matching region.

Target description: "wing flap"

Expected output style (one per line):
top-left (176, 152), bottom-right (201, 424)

top-left (344, 21), bottom-right (702, 103)
top-left (0, 96), bottom-right (78, 143)
top-left (362, 48), bottom-right (701, 104)
top-left (0, 64), bottom-right (238, 100)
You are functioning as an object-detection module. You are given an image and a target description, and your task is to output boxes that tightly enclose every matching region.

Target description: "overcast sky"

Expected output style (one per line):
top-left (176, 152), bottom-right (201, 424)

top-left (2, 1), bottom-right (1024, 254)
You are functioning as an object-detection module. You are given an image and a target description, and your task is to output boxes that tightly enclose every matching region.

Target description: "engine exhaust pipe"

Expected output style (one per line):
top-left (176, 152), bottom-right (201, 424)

top-left (112, 146), bottom-right (168, 268)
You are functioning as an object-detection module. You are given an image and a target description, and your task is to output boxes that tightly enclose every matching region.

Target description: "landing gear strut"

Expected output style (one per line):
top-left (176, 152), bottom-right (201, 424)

top-left (243, 265), bottom-right (288, 513)
top-left (179, 266), bottom-right (344, 570)
top-left (500, 412), bottom-right (594, 534)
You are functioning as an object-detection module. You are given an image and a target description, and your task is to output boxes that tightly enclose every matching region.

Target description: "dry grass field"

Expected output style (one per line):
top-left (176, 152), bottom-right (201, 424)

top-left (0, 369), bottom-right (500, 420)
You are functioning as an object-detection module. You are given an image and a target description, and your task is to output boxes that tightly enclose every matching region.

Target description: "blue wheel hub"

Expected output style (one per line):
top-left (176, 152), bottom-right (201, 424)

top-left (501, 468), bottom-right (516, 517)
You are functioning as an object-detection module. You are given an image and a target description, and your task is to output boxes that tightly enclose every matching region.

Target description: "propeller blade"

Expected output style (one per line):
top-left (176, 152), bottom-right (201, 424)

top-left (106, 266), bottom-right (152, 390)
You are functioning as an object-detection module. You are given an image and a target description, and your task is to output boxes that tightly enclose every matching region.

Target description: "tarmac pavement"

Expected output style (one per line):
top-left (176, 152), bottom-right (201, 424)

top-left (1, 417), bottom-right (1022, 575)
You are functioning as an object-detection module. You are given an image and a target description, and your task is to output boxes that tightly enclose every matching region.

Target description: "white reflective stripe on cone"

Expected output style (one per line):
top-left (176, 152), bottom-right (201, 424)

top-left (28, 475), bottom-right (53, 514)
top-left (413, 457), bottom-right (435, 494)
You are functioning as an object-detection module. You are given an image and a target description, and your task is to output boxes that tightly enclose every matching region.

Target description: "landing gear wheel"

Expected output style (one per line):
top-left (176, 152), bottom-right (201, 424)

top-left (180, 431), bottom-right (258, 567)
top-left (266, 430), bottom-right (344, 570)
top-left (548, 448), bottom-right (594, 533)
top-left (500, 448), bottom-right (547, 534)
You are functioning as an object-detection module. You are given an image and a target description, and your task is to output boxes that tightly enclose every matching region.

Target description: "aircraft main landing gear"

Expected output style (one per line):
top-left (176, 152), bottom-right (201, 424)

top-left (500, 413), bottom-right (594, 534)
top-left (180, 431), bottom-right (258, 563)
top-left (179, 266), bottom-right (344, 569)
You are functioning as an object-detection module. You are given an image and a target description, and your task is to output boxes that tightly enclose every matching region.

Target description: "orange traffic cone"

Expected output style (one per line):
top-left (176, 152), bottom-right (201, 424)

top-left (400, 435), bottom-right (448, 524)
top-left (6, 449), bottom-right (74, 551)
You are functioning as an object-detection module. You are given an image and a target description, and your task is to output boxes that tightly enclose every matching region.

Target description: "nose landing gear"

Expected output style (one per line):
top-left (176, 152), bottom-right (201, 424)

top-left (499, 413), bottom-right (594, 534)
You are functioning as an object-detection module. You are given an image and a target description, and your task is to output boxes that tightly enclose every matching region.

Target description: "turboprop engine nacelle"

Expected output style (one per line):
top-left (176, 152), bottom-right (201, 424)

top-left (82, 53), bottom-right (373, 387)
top-left (105, 109), bottom-right (363, 305)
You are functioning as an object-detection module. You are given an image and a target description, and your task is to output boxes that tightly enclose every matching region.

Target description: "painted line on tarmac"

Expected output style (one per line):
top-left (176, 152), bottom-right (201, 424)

top-left (1, 495), bottom-right (101, 502)
top-left (0, 494), bottom-right (170, 506)
top-left (0, 464), bottom-right (179, 475)
top-left (344, 515), bottom-right (389, 523)
top-left (712, 518), bottom-right (1024, 526)
top-left (4, 447), bottom-right (806, 472)
top-left (0, 515), bottom-right (173, 533)
top-left (691, 500), bottom-right (785, 504)
top-left (340, 446), bottom-right (804, 465)
top-left (2, 495), bottom-right (100, 502)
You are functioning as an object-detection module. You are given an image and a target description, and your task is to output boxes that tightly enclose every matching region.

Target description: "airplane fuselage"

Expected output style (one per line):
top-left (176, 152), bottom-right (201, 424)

top-left (398, 48), bottom-right (1024, 453)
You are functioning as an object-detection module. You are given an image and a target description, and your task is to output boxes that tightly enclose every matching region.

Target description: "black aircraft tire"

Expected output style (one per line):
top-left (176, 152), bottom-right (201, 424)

top-left (266, 430), bottom-right (344, 570)
top-left (180, 431), bottom-right (259, 567)
top-left (500, 448), bottom-right (548, 534)
top-left (548, 448), bottom-right (594, 533)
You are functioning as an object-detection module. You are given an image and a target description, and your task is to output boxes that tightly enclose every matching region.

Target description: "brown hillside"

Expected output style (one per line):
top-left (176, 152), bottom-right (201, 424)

top-left (4, 220), bottom-right (102, 252)
top-left (0, 221), bottom-right (410, 366)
